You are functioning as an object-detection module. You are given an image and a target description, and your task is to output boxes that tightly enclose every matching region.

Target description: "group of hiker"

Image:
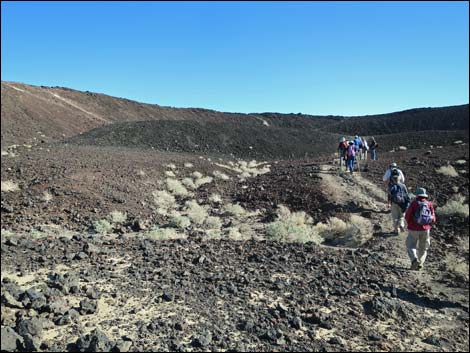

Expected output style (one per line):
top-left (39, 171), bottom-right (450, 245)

top-left (383, 162), bottom-right (436, 271)
top-left (336, 136), bottom-right (437, 271)
top-left (337, 135), bottom-right (378, 173)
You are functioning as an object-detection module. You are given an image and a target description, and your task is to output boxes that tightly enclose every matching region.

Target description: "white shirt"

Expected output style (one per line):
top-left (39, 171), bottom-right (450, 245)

top-left (383, 168), bottom-right (405, 183)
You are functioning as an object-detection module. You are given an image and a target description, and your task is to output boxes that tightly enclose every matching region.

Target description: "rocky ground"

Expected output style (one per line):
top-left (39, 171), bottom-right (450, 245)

top-left (1, 141), bottom-right (469, 352)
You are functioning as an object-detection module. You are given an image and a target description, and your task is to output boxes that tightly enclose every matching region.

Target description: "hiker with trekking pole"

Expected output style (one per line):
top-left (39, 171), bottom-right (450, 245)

top-left (337, 137), bottom-right (348, 173)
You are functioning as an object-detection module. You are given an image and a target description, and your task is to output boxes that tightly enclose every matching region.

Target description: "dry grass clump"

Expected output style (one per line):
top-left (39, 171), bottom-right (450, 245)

top-left (436, 165), bottom-right (459, 177)
top-left (445, 252), bottom-right (469, 282)
top-left (166, 163), bottom-right (177, 170)
top-left (108, 210), bottom-right (127, 224)
top-left (1, 150), bottom-right (9, 156)
top-left (213, 170), bottom-right (231, 180)
top-left (42, 191), bottom-right (53, 202)
top-left (165, 178), bottom-right (190, 196)
top-left (165, 170), bottom-right (176, 177)
top-left (182, 177), bottom-right (197, 190)
top-left (93, 219), bottom-right (113, 234)
top-left (398, 146), bottom-right (407, 151)
top-left (184, 200), bottom-right (209, 225)
top-left (136, 170), bottom-right (146, 177)
top-left (1, 180), bottom-right (20, 192)
top-left (455, 160), bottom-right (467, 166)
top-left (222, 203), bottom-right (247, 218)
top-left (145, 227), bottom-right (186, 240)
top-left (265, 205), bottom-right (321, 244)
top-left (194, 176), bottom-right (213, 188)
top-left (313, 214), bottom-right (373, 247)
top-left (209, 193), bottom-right (223, 203)
top-left (152, 190), bottom-right (177, 216)
top-left (184, 163), bottom-right (194, 168)
top-left (169, 212), bottom-right (191, 229)
top-left (438, 194), bottom-right (469, 218)
top-left (203, 216), bottom-right (223, 230)
top-left (192, 171), bottom-right (203, 179)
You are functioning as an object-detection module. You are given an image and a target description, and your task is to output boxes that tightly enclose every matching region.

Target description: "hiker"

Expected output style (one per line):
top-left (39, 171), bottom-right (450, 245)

top-left (404, 187), bottom-right (436, 270)
top-left (387, 174), bottom-right (410, 235)
top-left (369, 137), bottom-right (378, 160)
top-left (337, 137), bottom-right (348, 171)
top-left (383, 163), bottom-right (405, 188)
top-left (353, 135), bottom-right (362, 156)
top-left (346, 141), bottom-right (356, 173)
top-left (360, 137), bottom-right (369, 160)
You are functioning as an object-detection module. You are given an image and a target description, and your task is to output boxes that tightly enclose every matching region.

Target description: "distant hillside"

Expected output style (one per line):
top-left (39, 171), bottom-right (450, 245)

top-left (65, 120), bottom-right (340, 159)
top-left (2, 81), bottom-right (468, 156)
top-left (0, 81), bottom-right (338, 147)
top-left (322, 105), bottom-right (469, 136)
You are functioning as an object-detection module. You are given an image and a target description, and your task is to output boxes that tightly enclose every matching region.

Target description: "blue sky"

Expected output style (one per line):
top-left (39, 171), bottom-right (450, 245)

top-left (1, 1), bottom-right (468, 116)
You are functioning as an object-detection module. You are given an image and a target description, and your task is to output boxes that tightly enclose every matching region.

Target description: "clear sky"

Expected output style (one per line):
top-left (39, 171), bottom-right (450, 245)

top-left (1, 1), bottom-right (469, 116)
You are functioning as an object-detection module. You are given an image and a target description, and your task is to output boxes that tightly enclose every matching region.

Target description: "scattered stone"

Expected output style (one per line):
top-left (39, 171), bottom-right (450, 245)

top-left (113, 338), bottom-right (133, 352)
top-left (1, 291), bottom-right (23, 308)
top-left (16, 317), bottom-right (44, 337)
top-left (86, 287), bottom-right (100, 299)
top-left (75, 329), bottom-right (114, 352)
top-left (161, 292), bottom-right (174, 302)
top-left (1, 327), bottom-right (24, 352)
top-left (22, 333), bottom-right (42, 351)
top-left (423, 335), bottom-right (441, 346)
top-left (364, 296), bottom-right (411, 320)
top-left (192, 331), bottom-right (212, 347)
top-left (79, 299), bottom-right (98, 315)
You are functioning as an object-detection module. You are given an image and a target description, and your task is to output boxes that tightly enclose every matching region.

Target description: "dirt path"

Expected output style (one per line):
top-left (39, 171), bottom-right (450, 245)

top-left (318, 163), bottom-right (469, 316)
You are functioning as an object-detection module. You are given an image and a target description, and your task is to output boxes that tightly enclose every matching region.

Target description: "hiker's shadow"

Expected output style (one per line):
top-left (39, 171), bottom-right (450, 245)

top-left (382, 285), bottom-right (469, 313)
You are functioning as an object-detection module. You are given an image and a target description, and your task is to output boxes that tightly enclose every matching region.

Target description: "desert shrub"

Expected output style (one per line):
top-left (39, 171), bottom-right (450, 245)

top-left (184, 200), bottom-right (208, 225)
top-left (438, 195), bottom-right (469, 218)
top-left (266, 205), bottom-right (321, 244)
top-left (192, 171), bottom-right (203, 179)
top-left (313, 215), bottom-right (373, 247)
top-left (213, 171), bottom-right (230, 180)
top-left (42, 191), bottom-right (53, 202)
top-left (137, 169), bottom-right (146, 177)
top-left (1, 180), bottom-right (20, 192)
top-left (203, 216), bottom-right (223, 230)
top-left (182, 177), bottom-right (197, 190)
top-left (223, 203), bottom-right (246, 218)
top-left (194, 176), bottom-right (213, 188)
top-left (152, 190), bottom-right (177, 216)
top-left (209, 193), bottom-right (223, 203)
top-left (166, 163), bottom-right (177, 170)
top-left (184, 163), bottom-right (194, 168)
top-left (445, 253), bottom-right (469, 282)
top-left (165, 178), bottom-right (190, 197)
top-left (145, 227), bottom-right (186, 240)
top-left (398, 146), bottom-right (407, 151)
top-left (1, 150), bottom-right (8, 156)
top-left (169, 212), bottom-right (191, 229)
top-left (436, 165), bottom-right (459, 177)
top-left (108, 210), bottom-right (127, 224)
top-left (93, 219), bottom-right (113, 234)
top-left (455, 160), bottom-right (467, 166)
top-left (165, 171), bottom-right (176, 177)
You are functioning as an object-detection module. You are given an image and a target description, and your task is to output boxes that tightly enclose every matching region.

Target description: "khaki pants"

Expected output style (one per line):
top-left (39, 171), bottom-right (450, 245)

top-left (406, 230), bottom-right (431, 265)
top-left (391, 203), bottom-right (405, 232)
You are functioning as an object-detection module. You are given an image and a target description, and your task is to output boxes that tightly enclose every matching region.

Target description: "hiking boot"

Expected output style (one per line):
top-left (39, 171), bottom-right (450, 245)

top-left (410, 259), bottom-right (419, 271)
top-left (399, 225), bottom-right (405, 233)
top-left (416, 262), bottom-right (424, 271)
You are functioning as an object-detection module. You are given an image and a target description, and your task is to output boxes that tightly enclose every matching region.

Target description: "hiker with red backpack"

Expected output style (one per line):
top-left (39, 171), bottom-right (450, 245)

top-left (346, 141), bottom-right (356, 173)
top-left (405, 187), bottom-right (436, 270)
top-left (387, 173), bottom-right (411, 235)
top-left (337, 137), bottom-right (349, 172)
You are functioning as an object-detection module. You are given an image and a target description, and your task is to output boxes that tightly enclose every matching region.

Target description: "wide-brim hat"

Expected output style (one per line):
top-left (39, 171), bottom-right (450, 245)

top-left (414, 187), bottom-right (428, 198)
